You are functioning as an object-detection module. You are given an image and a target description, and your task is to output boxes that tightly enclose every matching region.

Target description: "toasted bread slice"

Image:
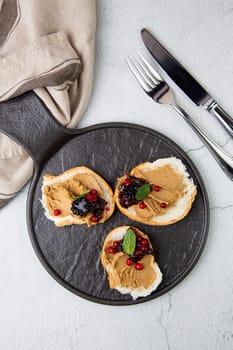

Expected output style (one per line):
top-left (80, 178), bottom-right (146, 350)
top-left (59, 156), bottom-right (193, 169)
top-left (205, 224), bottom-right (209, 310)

top-left (101, 226), bottom-right (162, 300)
top-left (41, 166), bottom-right (115, 227)
top-left (114, 157), bottom-right (197, 226)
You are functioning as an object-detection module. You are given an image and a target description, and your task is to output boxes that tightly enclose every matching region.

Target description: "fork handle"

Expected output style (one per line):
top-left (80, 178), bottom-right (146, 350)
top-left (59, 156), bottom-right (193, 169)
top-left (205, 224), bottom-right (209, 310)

top-left (171, 103), bottom-right (233, 181)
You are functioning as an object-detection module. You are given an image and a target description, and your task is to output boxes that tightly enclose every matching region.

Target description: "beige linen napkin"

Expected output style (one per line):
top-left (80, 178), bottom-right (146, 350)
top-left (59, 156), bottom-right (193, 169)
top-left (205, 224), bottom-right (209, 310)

top-left (0, 0), bottom-right (96, 208)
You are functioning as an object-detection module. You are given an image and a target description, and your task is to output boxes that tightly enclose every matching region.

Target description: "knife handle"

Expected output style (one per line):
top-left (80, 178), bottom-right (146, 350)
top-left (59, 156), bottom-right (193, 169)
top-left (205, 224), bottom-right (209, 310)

top-left (208, 102), bottom-right (233, 138)
top-left (172, 103), bottom-right (233, 181)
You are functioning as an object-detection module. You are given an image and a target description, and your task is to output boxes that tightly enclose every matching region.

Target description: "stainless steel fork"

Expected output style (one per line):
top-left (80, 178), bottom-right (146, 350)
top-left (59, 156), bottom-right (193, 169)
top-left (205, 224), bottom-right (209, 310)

top-left (126, 51), bottom-right (233, 181)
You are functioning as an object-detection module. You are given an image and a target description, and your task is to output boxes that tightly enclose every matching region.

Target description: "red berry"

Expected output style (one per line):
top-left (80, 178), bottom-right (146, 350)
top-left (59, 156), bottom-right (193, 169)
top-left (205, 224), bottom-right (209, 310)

top-left (154, 185), bottom-right (161, 192)
top-left (85, 193), bottom-right (93, 201)
top-left (85, 189), bottom-right (97, 202)
top-left (139, 200), bottom-right (147, 209)
top-left (113, 240), bottom-right (120, 248)
top-left (107, 246), bottom-right (117, 254)
top-left (160, 202), bottom-right (167, 209)
top-left (142, 238), bottom-right (148, 246)
top-left (137, 236), bottom-right (143, 242)
top-left (142, 246), bottom-right (148, 252)
top-left (135, 249), bottom-right (142, 257)
top-left (135, 262), bottom-right (143, 270)
top-left (123, 178), bottom-right (132, 186)
top-left (91, 215), bottom-right (99, 223)
top-left (105, 207), bottom-right (111, 212)
top-left (126, 258), bottom-right (134, 266)
top-left (53, 209), bottom-right (61, 216)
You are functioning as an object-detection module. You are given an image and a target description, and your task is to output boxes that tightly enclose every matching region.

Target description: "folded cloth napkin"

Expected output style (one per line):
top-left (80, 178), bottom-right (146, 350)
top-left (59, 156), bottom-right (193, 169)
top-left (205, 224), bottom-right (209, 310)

top-left (0, 0), bottom-right (96, 208)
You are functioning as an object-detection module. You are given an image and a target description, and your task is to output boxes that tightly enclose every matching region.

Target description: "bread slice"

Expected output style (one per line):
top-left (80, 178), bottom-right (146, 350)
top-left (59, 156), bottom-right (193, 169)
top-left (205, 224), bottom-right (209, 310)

top-left (114, 157), bottom-right (197, 226)
top-left (41, 166), bottom-right (115, 227)
top-left (101, 226), bottom-right (162, 300)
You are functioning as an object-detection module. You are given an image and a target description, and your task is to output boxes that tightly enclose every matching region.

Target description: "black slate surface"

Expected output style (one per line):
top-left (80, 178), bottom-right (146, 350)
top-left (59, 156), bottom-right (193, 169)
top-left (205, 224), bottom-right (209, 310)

top-left (0, 92), bottom-right (70, 164)
top-left (27, 123), bottom-right (209, 305)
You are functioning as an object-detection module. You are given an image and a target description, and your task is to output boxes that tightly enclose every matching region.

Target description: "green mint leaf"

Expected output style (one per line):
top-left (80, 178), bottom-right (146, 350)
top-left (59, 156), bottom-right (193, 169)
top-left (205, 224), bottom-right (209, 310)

top-left (122, 229), bottom-right (136, 255)
top-left (135, 183), bottom-right (151, 200)
top-left (73, 189), bottom-right (90, 201)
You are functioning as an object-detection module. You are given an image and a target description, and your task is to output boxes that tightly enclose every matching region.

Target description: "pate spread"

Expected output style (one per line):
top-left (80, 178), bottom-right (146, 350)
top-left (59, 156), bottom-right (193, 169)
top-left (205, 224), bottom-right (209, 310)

top-left (111, 254), bottom-right (157, 289)
top-left (128, 164), bottom-right (186, 220)
top-left (44, 173), bottom-right (104, 219)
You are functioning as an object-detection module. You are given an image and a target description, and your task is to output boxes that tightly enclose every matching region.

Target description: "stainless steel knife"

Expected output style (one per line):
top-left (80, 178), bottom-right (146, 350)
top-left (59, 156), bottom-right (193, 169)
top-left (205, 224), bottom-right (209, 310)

top-left (141, 28), bottom-right (233, 137)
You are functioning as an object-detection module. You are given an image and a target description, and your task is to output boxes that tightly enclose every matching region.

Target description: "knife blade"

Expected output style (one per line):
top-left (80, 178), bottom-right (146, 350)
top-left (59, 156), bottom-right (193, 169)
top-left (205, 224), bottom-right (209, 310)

top-left (141, 28), bottom-right (233, 137)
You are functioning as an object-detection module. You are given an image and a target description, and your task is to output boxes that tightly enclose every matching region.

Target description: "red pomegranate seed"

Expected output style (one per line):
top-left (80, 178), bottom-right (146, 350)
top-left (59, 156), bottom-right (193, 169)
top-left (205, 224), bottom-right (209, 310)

top-left (91, 215), bottom-right (99, 223)
top-left (137, 236), bottom-right (143, 242)
top-left (126, 258), bottom-right (134, 266)
top-left (90, 188), bottom-right (97, 195)
top-left (154, 185), bottom-right (161, 192)
top-left (135, 262), bottom-right (143, 270)
top-left (105, 207), bottom-right (111, 212)
top-left (139, 200), bottom-right (147, 209)
top-left (107, 246), bottom-right (117, 254)
top-left (53, 209), bottom-right (61, 216)
top-left (160, 202), bottom-right (167, 209)
top-left (142, 246), bottom-right (148, 252)
top-left (123, 178), bottom-right (132, 186)
top-left (113, 241), bottom-right (120, 248)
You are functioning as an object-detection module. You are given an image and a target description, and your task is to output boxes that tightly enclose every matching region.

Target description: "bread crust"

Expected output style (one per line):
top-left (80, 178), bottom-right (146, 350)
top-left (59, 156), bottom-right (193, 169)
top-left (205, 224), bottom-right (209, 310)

top-left (114, 158), bottom-right (197, 226)
top-left (101, 225), bottom-right (162, 299)
top-left (42, 166), bottom-right (115, 227)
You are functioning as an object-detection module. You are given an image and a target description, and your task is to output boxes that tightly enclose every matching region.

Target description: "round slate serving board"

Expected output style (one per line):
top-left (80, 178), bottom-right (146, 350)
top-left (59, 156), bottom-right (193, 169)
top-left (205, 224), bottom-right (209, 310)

top-left (28, 123), bottom-right (209, 305)
top-left (0, 92), bottom-right (209, 305)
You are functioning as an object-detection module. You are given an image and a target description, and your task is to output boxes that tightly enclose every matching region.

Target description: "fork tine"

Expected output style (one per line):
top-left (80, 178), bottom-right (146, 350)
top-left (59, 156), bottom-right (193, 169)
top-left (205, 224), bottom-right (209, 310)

top-left (129, 55), bottom-right (156, 89)
top-left (135, 50), bottom-right (163, 83)
top-left (134, 51), bottom-right (160, 86)
top-left (126, 57), bottom-right (152, 92)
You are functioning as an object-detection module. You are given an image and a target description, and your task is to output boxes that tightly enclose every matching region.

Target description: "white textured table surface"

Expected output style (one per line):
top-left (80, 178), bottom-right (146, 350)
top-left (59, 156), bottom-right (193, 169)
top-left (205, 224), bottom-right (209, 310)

top-left (1, 1), bottom-right (233, 349)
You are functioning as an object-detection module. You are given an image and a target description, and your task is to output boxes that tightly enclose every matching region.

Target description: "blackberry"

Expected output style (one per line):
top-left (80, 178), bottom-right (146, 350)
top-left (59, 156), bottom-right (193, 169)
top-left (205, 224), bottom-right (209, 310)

top-left (119, 176), bottom-right (147, 208)
top-left (71, 197), bottom-right (90, 216)
top-left (90, 197), bottom-right (106, 220)
top-left (120, 183), bottom-right (139, 199)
